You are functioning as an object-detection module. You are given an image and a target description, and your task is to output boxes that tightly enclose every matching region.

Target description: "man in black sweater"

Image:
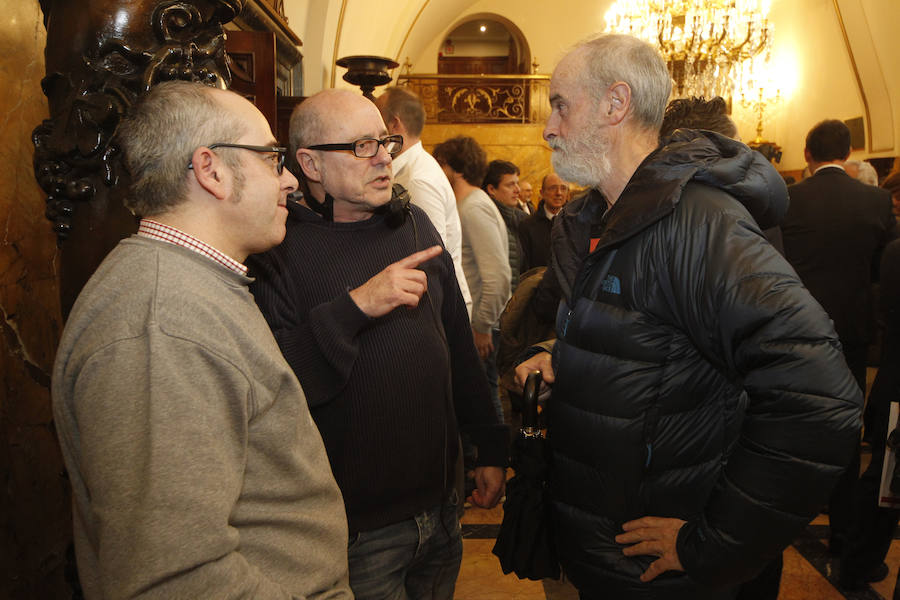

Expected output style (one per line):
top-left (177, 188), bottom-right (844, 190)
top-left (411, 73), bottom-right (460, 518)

top-left (248, 89), bottom-right (507, 600)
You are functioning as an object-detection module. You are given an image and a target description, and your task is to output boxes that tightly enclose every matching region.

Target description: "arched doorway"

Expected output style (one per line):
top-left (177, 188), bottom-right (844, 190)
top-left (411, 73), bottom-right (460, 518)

top-left (438, 14), bottom-right (531, 75)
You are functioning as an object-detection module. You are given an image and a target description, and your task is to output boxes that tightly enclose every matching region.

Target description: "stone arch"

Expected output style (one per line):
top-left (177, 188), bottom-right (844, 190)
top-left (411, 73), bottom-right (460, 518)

top-left (438, 13), bottom-right (532, 74)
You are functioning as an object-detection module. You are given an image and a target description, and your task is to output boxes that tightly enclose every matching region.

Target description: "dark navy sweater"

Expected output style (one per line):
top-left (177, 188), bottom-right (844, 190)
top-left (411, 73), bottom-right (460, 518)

top-left (248, 201), bottom-right (507, 533)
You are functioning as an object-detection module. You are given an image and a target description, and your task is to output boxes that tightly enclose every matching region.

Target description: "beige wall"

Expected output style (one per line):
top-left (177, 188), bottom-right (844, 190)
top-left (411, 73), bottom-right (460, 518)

top-left (744, 0), bottom-right (871, 169)
top-left (0, 0), bottom-right (70, 596)
top-left (284, 0), bottom-right (900, 171)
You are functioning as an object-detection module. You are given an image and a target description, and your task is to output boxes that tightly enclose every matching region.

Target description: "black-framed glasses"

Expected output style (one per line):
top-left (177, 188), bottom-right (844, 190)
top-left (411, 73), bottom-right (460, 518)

top-left (188, 143), bottom-right (287, 174)
top-left (306, 134), bottom-right (403, 158)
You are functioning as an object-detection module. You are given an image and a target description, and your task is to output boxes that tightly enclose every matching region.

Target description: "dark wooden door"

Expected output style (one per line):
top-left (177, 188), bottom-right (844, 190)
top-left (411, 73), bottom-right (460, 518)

top-left (225, 30), bottom-right (277, 134)
top-left (437, 56), bottom-right (513, 75)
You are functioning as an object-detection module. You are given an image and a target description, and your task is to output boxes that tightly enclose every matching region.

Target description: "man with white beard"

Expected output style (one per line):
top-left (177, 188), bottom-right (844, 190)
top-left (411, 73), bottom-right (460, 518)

top-left (514, 34), bottom-right (862, 599)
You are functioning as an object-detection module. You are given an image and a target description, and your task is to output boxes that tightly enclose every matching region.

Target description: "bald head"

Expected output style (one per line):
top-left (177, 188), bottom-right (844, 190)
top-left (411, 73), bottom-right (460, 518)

top-left (291, 89), bottom-right (395, 220)
top-left (289, 89), bottom-right (377, 158)
top-left (541, 173), bottom-right (569, 213)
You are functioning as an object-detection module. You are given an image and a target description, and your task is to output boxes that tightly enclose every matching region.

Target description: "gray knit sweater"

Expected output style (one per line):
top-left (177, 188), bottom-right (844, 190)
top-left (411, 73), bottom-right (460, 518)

top-left (52, 236), bottom-right (352, 600)
top-left (457, 188), bottom-right (511, 333)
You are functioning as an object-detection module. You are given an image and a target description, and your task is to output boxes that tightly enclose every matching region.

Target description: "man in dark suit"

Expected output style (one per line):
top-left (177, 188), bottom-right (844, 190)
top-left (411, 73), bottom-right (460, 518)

top-left (781, 118), bottom-right (896, 558)
top-left (518, 172), bottom-right (569, 272)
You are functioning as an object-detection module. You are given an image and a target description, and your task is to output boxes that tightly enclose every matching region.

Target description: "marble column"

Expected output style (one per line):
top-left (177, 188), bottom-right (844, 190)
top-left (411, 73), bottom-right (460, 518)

top-left (34, 0), bottom-right (240, 319)
top-left (1, 1), bottom-right (241, 595)
top-left (0, 1), bottom-right (70, 597)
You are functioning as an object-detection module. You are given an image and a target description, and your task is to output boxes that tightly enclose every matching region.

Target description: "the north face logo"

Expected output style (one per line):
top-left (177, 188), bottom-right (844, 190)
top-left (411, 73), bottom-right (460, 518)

top-left (601, 274), bottom-right (621, 294)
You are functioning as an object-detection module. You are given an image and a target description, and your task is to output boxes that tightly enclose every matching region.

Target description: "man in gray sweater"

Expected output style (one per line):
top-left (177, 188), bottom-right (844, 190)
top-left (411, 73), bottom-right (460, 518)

top-left (52, 81), bottom-right (352, 599)
top-left (432, 137), bottom-right (511, 422)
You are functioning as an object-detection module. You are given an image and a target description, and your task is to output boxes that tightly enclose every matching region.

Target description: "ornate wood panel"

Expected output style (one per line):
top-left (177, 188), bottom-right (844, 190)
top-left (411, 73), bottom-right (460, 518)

top-left (33, 0), bottom-right (241, 318)
top-left (399, 74), bottom-right (551, 125)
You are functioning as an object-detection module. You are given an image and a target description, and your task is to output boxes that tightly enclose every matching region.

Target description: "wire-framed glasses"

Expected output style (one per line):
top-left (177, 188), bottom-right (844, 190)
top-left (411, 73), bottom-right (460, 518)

top-left (306, 134), bottom-right (403, 158)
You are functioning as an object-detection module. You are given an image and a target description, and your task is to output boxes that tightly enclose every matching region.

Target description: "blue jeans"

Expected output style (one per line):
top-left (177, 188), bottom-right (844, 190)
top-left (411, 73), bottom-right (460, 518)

top-left (348, 494), bottom-right (463, 600)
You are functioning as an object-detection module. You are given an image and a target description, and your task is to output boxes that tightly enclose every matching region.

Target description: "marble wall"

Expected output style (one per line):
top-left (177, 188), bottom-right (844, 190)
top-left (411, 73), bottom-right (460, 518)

top-left (421, 122), bottom-right (554, 193)
top-left (0, 2), bottom-right (71, 596)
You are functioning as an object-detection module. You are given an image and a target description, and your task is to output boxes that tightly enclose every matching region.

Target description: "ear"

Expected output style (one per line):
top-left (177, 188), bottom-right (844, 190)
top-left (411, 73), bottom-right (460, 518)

top-left (606, 82), bottom-right (631, 126)
top-left (486, 183), bottom-right (497, 198)
top-left (803, 147), bottom-right (812, 164)
top-left (441, 166), bottom-right (458, 185)
top-left (388, 116), bottom-right (404, 135)
top-left (296, 149), bottom-right (323, 183)
top-left (190, 146), bottom-right (230, 200)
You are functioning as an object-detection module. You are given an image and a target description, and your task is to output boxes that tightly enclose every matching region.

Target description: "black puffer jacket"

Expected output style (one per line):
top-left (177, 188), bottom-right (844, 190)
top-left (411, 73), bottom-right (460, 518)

top-left (548, 130), bottom-right (862, 598)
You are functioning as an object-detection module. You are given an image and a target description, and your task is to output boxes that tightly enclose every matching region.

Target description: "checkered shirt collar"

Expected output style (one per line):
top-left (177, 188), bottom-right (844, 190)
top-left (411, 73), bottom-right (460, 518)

top-left (137, 219), bottom-right (248, 276)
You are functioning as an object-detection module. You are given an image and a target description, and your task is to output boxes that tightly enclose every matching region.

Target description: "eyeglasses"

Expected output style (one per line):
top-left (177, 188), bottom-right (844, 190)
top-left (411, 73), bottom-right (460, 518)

top-left (306, 135), bottom-right (403, 158)
top-left (188, 143), bottom-right (287, 174)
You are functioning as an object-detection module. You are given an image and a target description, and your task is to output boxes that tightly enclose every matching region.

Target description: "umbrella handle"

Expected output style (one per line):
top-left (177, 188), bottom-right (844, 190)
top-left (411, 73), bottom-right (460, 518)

top-left (523, 370), bottom-right (542, 433)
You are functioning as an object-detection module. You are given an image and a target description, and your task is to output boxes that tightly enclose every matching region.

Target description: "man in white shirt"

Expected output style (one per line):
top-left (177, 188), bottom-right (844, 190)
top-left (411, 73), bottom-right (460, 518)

top-left (376, 87), bottom-right (473, 316)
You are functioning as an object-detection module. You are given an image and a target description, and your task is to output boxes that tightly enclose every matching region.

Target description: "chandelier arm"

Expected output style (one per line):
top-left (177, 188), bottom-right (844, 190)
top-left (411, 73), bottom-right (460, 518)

top-left (748, 29), bottom-right (769, 58)
top-left (731, 23), bottom-right (754, 58)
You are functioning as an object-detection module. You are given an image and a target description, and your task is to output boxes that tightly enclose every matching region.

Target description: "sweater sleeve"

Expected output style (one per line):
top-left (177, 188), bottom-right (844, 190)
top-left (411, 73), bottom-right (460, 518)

top-left (249, 251), bottom-right (372, 407)
top-left (69, 336), bottom-right (304, 600)
top-left (670, 200), bottom-right (862, 587)
top-left (464, 199), bottom-right (512, 333)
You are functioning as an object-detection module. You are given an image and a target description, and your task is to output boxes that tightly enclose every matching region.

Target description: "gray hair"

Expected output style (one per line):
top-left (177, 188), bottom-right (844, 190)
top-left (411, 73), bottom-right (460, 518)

top-left (117, 81), bottom-right (247, 216)
top-left (288, 99), bottom-right (326, 159)
top-left (845, 159), bottom-right (878, 186)
top-left (576, 34), bottom-right (671, 132)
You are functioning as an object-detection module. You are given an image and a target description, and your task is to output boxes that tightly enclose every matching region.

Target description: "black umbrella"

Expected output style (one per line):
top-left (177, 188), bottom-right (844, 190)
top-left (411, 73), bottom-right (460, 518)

top-left (492, 370), bottom-right (560, 580)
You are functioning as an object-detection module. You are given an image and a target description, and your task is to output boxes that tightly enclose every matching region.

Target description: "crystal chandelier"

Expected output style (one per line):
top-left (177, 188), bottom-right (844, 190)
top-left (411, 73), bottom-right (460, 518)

top-left (604, 0), bottom-right (772, 101)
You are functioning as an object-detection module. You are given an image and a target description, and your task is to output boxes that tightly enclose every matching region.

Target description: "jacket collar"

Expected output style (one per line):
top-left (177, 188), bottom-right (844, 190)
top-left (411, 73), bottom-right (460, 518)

top-left (589, 129), bottom-right (788, 254)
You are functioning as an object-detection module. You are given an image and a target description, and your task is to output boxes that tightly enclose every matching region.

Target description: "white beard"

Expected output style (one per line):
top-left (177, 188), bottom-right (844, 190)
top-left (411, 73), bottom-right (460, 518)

top-left (549, 123), bottom-right (612, 188)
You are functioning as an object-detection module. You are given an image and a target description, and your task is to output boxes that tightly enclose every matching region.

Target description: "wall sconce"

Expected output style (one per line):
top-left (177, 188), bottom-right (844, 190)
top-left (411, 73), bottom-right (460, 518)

top-left (336, 55), bottom-right (399, 100)
top-left (739, 54), bottom-right (784, 162)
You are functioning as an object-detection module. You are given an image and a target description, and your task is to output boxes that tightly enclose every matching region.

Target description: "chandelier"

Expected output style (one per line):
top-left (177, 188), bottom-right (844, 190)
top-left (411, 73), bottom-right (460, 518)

top-left (604, 0), bottom-right (772, 100)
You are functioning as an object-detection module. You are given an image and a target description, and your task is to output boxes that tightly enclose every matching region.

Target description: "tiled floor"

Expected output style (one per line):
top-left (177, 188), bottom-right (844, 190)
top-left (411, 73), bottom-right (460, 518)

top-left (455, 500), bottom-right (900, 599)
top-left (453, 369), bottom-right (896, 599)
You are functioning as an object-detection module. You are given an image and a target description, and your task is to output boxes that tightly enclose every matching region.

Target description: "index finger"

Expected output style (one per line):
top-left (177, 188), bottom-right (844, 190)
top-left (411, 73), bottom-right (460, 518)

top-left (395, 245), bottom-right (443, 269)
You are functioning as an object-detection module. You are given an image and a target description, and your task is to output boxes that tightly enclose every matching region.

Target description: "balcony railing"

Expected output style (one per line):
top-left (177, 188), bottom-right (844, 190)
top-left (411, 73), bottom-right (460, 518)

top-left (397, 74), bottom-right (551, 124)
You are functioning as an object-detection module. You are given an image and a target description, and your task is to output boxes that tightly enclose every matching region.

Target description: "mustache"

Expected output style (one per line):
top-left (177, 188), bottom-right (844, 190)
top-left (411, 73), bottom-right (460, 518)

top-left (548, 138), bottom-right (566, 151)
